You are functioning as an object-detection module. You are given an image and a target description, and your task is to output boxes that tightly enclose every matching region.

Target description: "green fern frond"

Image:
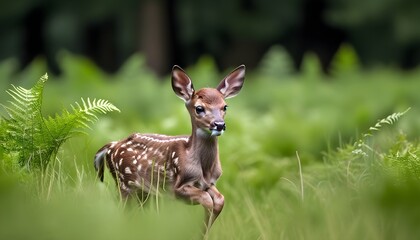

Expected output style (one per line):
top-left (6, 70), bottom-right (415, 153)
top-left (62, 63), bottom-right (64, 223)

top-left (0, 74), bottom-right (119, 171)
top-left (75, 98), bottom-right (120, 117)
top-left (363, 108), bottom-right (410, 138)
top-left (45, 97), bottom-right (120, 137)
top-left (1, 74), bottom-right (48, 169)
top-left (352, 108), bottom-right (411, 157)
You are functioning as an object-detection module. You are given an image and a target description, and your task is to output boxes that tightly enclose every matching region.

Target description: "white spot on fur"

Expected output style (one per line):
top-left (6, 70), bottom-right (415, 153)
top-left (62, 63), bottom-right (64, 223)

top-left (120, 182), bottom-right (128, 190)
top-left (119, 158), bottom-right (123, 166)
top-left (133, 159), bottom-right (137, 165)
top-left (125, 167), bottom-right (132, 174)
top-left (113, 151), bottom-right (118, 158)
top-left (127, 180), bottom-right (140, 187)
top-left (111, 154), bottom-right (115, 167)
top-left (173, 157), bottom-right (179, 166)
top-left (137, 165), bottom-right (142, 171)
top-left (153, 149), bottom-right (161, 155)
top-left (109, 141), bottom-right (117, 148)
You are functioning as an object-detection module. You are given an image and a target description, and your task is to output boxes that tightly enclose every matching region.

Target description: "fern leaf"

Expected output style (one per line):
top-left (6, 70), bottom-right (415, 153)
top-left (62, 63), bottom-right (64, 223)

top-left (0, 73), bottom-right (119, 171)
top-left (44, 97), bottom-right (120, 150)
top-left (365, 108), bottom-right (410, 137)
top-left (0, 74), bottom-right (47, 169)
top-left (353, 108), bottom-right (411, 157)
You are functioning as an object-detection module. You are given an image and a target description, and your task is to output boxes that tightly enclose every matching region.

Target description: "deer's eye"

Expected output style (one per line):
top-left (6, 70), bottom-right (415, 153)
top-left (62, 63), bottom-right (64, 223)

top-left (195, 106), bottom-right (205, 114)
top-left (223, 105), bottom-right (228, 111)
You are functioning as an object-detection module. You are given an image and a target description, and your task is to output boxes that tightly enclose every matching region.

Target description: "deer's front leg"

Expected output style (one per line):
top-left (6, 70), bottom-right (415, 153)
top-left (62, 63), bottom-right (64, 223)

top-left (206, 185), bottom-right (224, 226)
top-left (174, 184), bottom-right (214, 209)
top-left (174, 184), bottom-right (215, 236)
top-left (174, 184), bottom-right (224, 230)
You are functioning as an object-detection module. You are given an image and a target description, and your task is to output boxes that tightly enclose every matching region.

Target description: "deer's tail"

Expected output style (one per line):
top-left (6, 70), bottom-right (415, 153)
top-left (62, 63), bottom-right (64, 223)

top-left (94, 144), bottom-right (111, 182)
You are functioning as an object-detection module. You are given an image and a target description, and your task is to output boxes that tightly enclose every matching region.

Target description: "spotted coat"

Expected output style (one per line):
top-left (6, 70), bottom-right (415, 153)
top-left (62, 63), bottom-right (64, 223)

top-left (95, 133), bottom-right (195, 198)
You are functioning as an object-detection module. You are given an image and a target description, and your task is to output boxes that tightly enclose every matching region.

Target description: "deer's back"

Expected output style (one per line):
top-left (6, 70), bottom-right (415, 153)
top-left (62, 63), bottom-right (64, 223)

top-left (104, 133), bottom-right (190, 195)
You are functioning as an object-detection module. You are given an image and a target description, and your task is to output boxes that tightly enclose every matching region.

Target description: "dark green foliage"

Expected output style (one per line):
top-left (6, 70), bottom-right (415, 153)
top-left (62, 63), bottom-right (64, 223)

top-left (0, 73), bottom-right (119, 171)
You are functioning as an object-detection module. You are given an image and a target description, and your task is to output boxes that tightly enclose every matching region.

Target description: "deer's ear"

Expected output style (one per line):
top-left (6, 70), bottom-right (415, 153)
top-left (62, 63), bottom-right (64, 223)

top-left (217, 65), bottom-right (245, 99)
top-left (172, 65), bottom-right (195, 102)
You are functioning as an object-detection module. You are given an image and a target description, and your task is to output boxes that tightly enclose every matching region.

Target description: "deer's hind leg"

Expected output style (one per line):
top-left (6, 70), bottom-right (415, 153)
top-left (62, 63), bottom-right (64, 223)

top-left (122, 173), bottom-right (154, 207)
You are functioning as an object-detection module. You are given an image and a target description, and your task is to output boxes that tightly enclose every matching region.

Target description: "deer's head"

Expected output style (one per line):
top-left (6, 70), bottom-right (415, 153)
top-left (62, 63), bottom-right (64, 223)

top-left (172, 65), bottom-right (245, 137)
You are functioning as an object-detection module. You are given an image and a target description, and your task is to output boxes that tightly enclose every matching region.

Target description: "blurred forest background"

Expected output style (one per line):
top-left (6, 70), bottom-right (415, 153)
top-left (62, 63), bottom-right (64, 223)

top-left (1, 0), bottom-right (420, 75)
top-left (1, 1), bottom-right (420, 240)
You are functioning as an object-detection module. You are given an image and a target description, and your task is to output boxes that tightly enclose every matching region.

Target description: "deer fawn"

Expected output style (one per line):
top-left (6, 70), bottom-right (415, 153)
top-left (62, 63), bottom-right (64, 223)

top-left (94, 65), bottom-right (245, 232)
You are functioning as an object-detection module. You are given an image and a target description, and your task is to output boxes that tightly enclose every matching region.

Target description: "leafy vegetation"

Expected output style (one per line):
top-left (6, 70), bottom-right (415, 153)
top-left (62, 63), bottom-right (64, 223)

top-left (0, 47), bottom-right (420, 239)
top-left (0, 73), bottom-right (120, 171)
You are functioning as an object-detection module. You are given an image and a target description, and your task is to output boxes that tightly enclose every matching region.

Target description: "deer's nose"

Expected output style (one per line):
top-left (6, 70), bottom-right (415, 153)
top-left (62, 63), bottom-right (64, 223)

top-left (214, 121), bottom-right (226, 131)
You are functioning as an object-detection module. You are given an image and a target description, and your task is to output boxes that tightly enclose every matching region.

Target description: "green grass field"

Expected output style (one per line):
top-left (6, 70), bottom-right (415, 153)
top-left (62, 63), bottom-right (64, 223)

top-left (1, 48), bottom-right (420, 239)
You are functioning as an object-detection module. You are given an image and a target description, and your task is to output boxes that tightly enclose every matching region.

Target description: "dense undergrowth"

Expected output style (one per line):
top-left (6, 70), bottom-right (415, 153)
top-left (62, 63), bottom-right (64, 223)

top-left (1, 46), bottom-right (420, 239)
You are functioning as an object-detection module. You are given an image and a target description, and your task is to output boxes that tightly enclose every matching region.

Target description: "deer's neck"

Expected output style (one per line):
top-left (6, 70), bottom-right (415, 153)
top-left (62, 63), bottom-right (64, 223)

top-left (188, 127), bottom-right (219, 171)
